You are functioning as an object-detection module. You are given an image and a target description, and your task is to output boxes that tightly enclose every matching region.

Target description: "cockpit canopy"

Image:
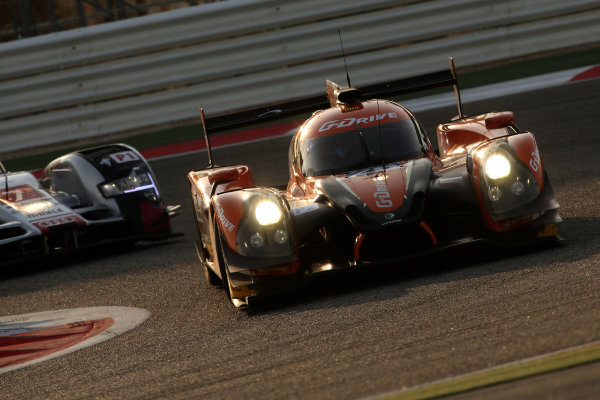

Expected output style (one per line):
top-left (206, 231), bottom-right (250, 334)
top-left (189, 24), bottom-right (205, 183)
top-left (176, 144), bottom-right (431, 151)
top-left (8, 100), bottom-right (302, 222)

top-left (294, 100), bottom-right (426, 177)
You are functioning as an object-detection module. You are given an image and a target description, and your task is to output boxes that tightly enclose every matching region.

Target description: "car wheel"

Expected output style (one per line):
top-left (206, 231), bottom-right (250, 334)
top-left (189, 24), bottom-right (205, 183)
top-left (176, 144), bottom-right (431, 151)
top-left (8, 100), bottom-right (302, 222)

top-left (204, 262), bottom-right (222, 286)
top-left (215, 226), bottom-right (235, 301)
top-left (215, 227), bottom-right (250, 309)
top-left (192, 197), bottom-right (222, 286)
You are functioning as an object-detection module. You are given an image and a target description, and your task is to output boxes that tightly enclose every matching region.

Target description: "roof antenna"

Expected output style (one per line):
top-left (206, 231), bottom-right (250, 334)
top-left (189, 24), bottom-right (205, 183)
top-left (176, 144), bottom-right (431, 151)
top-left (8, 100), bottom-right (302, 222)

top-left (337, 29), bottom-right (352, 87)
top-left (448, 57), bottom-right (464, 119)
top-left (0, 161), bottom-right (8, 200)
top-left (199, 107), bottom-right (214, 169)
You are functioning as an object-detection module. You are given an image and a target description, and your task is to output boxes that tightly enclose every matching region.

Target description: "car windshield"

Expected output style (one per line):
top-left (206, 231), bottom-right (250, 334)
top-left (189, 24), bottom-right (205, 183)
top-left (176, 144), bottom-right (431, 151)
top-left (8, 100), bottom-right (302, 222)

top-left (300, 119), bottom-right (423, 176)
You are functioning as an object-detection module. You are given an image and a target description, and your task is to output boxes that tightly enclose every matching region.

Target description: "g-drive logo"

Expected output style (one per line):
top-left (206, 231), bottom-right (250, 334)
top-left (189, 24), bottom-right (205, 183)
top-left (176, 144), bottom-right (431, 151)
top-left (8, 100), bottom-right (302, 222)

top-left (374, 180), bottom-right (392, 208)
top-left (319, 112), bottom-right (400, 132)
top-left (215, 201), bottom-right (235, 232)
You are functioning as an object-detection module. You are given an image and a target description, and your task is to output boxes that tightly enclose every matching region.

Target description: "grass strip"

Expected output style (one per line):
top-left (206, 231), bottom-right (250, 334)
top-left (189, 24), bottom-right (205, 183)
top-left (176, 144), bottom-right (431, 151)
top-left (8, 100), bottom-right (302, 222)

top-left (376, 341), bottom-right (600, 400)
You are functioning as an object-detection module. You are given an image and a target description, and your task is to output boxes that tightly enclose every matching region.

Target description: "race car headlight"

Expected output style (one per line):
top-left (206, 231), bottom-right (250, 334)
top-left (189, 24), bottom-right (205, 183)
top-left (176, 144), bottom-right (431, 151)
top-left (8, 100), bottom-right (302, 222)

top-left (255, 200), bottom-right (282, 225)
top-left (234, 191), bottom-right (295, 258)
top-left (485, 154), bottom-right (511, 180)
top-left (100, 172), bottom-right (157, 197)
top-left (478, 144), bottom-right (539, 216)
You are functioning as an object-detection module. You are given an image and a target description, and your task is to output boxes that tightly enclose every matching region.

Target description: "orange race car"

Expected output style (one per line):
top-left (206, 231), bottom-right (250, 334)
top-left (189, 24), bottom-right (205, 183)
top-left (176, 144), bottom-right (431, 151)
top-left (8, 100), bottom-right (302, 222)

top-left (188, 59), bottom-right (561, 308)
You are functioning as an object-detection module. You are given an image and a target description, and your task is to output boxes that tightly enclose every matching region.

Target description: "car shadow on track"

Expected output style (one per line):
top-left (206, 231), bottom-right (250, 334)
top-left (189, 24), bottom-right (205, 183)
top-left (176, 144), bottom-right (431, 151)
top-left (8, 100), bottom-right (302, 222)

top-left (0, 237), bottom-right (182, 282)
top-left (245, 216), bottom-right (599, 315)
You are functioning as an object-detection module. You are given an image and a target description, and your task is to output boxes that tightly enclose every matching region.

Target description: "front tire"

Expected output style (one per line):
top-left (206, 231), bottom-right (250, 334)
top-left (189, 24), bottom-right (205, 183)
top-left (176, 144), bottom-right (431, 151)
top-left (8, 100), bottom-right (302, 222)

top-left (215, 226), bottom-right (248, 309)
top-left (204, 262), bottom-right (222, 286)
top-left (192, 193), bottom-right (222, 287)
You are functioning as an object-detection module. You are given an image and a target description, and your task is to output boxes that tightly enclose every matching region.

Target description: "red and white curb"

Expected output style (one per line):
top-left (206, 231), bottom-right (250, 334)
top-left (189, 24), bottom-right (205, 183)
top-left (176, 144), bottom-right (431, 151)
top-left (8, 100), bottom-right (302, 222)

top-left (140, 119), bottom-right (301, 162)
top-left (0, 306), bottom-right (150, 374)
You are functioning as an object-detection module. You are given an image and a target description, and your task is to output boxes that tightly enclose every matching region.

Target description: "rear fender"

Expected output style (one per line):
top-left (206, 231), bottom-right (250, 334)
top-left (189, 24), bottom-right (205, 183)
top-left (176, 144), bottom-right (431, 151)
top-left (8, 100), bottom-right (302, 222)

top-left (437, 112), bottom-right (515, 157)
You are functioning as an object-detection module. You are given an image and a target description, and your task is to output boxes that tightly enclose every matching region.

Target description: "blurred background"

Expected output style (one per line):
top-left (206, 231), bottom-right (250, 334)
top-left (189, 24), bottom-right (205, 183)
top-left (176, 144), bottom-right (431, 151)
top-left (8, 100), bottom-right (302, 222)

top-left (1, 0), bottom-right (217, 41)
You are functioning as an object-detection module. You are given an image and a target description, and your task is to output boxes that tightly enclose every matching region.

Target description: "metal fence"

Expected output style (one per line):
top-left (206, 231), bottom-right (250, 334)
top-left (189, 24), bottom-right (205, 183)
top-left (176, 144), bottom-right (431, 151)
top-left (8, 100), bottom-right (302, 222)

top-left (1, 0), bottom-right (599, 156)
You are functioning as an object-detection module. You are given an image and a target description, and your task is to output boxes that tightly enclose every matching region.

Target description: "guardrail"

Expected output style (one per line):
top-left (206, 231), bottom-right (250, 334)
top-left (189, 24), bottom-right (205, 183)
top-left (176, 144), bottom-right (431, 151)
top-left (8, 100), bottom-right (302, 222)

top-left (1, 0), bottom-right (599, 155)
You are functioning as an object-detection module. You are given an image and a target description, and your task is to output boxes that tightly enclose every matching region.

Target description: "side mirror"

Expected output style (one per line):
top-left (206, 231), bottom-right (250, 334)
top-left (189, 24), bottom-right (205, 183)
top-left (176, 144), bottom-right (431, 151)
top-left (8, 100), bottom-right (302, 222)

top-left (208, 167), bottom-right (242, 184)
top-left (485, 112), bottom-right (514, 130)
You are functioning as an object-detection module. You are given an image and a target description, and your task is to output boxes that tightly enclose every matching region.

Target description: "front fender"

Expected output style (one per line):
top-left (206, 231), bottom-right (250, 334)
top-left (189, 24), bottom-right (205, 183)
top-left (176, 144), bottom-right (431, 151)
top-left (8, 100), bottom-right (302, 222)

top-left (469, 132), bottom-right (559, 231)
top-left (211, 188), bottom-right (297, 270)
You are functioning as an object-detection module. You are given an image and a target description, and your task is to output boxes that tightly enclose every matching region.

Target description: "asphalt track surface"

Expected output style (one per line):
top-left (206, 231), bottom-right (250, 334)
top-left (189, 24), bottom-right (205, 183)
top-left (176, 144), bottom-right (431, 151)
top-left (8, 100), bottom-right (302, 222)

top-left (1, 78), bottom-right (599, 399)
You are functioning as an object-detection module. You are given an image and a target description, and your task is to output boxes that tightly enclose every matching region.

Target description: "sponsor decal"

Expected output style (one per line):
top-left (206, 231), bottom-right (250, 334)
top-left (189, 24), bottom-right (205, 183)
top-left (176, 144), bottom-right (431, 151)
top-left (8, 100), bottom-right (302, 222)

top-left (373, 179), bottom-right (393, 208)
top-left (0, 184), bottom-right (86, 232)
top-left (382, 219), bottom-right (403, 226)
top-left (319, 112), bottom-right (400, 132)
top-left (215, 201), bottom-right (235, 232)
top-left (109, 151), bottom-right (140, 164)
top-left (503, 214), bottom-right (533, 228)
top-left (33, 215), bottom-right (77, 228)
top-left (529, 149), bottom-right (540, 172)
top-left (291, 203), bottom-right (319, 216)
top-left (26, 206), bottom-right (64, 219)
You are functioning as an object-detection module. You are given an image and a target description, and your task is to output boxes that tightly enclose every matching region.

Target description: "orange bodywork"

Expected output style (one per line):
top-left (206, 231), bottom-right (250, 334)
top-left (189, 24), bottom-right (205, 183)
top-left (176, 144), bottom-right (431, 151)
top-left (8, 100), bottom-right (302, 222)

top-left (436, 112), bottom-right (514, 158)
top-left (187, 70), bottom-right (560, 308)
top-left (470, 132), bottom-right (545, 232)
top-left (287, 100), bottom-right (436, 200)
top-left (188, 165), bottom-right (255, 250)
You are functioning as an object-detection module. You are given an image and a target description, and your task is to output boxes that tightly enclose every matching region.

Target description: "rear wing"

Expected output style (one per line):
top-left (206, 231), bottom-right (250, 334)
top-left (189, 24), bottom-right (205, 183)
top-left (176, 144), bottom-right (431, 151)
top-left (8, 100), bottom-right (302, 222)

top-left (361, 58), bottom-right (463, 117)
top-left (200, 57), bottom-right (463, 167)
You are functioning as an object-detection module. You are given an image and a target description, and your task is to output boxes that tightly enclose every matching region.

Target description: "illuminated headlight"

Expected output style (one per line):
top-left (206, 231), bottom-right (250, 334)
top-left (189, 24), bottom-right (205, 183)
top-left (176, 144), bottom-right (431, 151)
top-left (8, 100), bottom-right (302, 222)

top-left (485, 154), bottom-right (511, 180)
top-left (234, 190), bottom-right (295, 258)
top-left (255, 200), bottom-right (282, 225)
top-left (100, 172), bottom-right (156, 197)
top-left (478, 143), bottom-right (540, 216)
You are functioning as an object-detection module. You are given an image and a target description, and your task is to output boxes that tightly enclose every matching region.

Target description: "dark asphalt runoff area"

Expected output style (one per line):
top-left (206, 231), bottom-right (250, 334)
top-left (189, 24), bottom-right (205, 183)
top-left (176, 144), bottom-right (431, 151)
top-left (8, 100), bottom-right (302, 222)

top-left (1, 78), bottom-right (599, 400)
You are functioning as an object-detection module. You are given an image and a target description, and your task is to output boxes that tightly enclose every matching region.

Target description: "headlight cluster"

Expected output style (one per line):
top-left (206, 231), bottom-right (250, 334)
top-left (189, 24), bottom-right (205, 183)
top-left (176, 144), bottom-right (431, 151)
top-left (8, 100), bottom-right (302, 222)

top-left (100, 170), bottom-right (158, 199)
top-left (236, 192), bottom-right (293, 258)
top-left (479, 143), bottom-right (538, 215)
